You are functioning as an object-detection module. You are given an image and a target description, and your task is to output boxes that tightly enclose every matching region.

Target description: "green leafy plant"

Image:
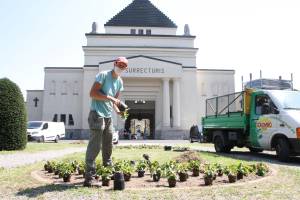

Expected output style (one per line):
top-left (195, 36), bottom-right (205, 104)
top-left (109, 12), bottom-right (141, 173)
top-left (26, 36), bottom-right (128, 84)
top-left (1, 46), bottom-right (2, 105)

top-left (120, 109), bottom-right (129, 120)
top-left (213, 163), bottom-right (224, 176)
top-left (256, 162), bottom-right (269, 176)
top-left (236, 163), bottom-right (248, 179)
top-left (176, 163), bottom-right (189, 181)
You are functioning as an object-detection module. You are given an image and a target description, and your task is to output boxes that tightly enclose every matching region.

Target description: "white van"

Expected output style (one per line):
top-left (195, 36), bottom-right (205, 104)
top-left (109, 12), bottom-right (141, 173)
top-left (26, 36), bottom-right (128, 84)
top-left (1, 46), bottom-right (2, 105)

top-left (27, 121), bottom-right (65, 143)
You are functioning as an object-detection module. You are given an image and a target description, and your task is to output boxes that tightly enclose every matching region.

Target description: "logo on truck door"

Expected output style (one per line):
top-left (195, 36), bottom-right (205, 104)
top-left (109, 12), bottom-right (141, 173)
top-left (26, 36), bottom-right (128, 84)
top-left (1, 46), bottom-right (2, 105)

top-left (256, 117), bottom-right (272, 131)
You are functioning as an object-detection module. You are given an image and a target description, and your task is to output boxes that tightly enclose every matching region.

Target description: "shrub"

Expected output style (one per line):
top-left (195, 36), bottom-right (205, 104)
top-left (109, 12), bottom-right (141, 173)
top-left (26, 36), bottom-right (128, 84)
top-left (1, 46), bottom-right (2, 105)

top-left (0, 78), bottom-right (27, 150)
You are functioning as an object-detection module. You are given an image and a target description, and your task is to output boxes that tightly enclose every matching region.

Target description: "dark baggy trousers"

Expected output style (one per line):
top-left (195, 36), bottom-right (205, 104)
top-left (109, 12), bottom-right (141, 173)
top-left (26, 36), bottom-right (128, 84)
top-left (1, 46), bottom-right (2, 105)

top-left (85, 110), bottom-right (113, 180)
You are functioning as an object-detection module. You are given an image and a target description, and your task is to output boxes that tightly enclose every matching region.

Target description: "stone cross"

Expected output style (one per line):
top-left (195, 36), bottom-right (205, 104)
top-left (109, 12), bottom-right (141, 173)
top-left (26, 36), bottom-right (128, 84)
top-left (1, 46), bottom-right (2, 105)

top-left (33, 97), bottom-right (39, 107)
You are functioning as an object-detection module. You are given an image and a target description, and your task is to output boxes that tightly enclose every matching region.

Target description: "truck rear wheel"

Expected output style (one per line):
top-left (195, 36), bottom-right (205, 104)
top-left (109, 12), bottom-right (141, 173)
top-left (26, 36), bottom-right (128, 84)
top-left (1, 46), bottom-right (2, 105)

top-left (275, 138), bottom-right (290, 162)
top-left (214, 136), bottom-right (231, 153)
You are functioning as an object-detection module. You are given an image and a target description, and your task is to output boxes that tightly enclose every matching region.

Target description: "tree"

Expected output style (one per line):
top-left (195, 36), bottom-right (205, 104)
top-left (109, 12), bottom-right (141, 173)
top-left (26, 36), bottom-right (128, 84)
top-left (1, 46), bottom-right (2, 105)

top-left (0, 78), bottom-right (27, 150)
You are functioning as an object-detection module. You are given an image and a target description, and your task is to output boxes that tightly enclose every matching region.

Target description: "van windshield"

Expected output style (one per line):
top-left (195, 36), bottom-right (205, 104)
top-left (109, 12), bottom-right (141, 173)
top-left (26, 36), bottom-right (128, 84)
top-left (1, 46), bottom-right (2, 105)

top-left (27, 122), bottom-right (43, 129)
top-left (273, 91), bottom-right (300, 110)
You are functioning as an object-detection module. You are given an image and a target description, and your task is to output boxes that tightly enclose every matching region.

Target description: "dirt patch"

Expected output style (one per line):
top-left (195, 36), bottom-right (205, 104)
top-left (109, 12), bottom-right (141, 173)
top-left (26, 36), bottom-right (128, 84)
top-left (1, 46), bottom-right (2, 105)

top-left (31, 168), bottom-right (274, 190)
top-left (174, 151), bottom-right (204, 163)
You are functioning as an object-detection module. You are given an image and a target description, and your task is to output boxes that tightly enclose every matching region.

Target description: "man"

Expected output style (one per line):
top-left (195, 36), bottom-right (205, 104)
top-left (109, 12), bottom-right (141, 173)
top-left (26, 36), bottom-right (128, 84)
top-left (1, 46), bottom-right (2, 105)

top-left (84, 57), bottom-right (128, 187)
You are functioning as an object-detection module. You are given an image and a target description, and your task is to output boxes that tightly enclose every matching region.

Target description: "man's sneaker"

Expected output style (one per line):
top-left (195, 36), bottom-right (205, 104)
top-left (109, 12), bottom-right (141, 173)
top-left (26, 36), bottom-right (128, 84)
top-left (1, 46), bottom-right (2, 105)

top-left (83, 179), bottom-right (102, 187)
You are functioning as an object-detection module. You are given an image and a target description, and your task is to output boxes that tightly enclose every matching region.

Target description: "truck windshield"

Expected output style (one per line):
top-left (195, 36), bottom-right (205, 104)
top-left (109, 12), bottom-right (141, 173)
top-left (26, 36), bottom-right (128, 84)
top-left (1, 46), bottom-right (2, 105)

top-left (27, 122), bottom-right (43, 129)
top-left (274, 91), bottom-right (300, 110)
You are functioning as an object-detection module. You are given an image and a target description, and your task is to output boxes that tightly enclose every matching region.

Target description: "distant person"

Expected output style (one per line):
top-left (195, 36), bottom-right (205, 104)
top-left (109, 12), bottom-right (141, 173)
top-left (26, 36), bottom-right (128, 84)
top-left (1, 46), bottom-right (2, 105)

top-left (84, 57), bottom-right (128, 187)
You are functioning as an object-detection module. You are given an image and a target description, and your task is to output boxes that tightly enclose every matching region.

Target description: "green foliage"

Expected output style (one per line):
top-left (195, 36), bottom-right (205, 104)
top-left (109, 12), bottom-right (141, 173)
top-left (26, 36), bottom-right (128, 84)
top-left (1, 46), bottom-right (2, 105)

top-left (256, 162), bottom-right (269, 176)
top-left (136, 160), bottom-right (147, 171)
top-left (237, 163), bottom-right (249, 176)
top-left (149, 161), bottom-right (162, 175)
top-left (176, 163), bottom-right (189, 174)
top-left (0, 78), bottom-right (27, 150)
top-left (188, 160), bottom-right (200, 171)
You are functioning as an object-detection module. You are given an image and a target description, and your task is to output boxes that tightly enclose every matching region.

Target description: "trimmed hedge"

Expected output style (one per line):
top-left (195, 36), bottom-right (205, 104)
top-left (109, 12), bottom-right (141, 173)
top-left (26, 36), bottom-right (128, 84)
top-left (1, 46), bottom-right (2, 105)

top-left (0, 78), bottom-right (27, 150)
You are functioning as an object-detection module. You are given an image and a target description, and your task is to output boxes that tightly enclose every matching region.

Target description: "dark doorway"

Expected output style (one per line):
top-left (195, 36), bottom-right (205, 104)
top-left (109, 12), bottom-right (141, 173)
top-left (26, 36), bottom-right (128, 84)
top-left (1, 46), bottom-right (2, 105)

top-left (124, 101), bottom-right (155, 139)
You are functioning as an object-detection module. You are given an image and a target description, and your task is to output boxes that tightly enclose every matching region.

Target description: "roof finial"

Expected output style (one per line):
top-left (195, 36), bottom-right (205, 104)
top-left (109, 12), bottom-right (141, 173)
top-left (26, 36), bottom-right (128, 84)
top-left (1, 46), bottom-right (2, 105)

top-left (91, 22), bottom-right (98, 33)
top-left (184, 24), bottom-right (190, 36)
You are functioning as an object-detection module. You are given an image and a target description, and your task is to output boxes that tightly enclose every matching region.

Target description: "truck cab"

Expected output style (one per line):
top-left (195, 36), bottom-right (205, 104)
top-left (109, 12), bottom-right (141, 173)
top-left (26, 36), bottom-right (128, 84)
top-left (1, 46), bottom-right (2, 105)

top-left (249, 90), bottom-right (300, 160)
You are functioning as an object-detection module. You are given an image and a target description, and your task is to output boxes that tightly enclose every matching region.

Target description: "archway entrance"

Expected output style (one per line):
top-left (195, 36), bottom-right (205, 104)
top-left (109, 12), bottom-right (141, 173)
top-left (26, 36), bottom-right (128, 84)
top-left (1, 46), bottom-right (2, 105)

top-left (124, 100), bottom-right (155, 139)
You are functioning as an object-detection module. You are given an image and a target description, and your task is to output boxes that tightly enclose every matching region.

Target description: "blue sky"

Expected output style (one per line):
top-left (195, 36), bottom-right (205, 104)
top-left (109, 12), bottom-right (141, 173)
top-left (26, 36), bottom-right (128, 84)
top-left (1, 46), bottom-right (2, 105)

top-left (1, 0), bottom-right (300, 99)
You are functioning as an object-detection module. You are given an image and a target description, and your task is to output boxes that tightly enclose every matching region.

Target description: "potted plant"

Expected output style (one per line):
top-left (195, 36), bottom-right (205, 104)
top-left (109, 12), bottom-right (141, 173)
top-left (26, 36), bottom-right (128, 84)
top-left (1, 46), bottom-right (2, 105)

top-left (121, 162), bottom-right (134, 181)
top-left (136, 160), bottom-right (147, 177)
top-left (225, 166), bottom-right (237, 183)
top-left (149, 161), bottom-right (161, 182)
top-left (256, 163), bottom-right (269, 176)
top-left (166, 170), bottom-right (177, 187)
top-left (77, 161), bottom-right (85, 176)
top-left (214, 163), bottom-right (224, 177)
top-left (203, 169), bottom-right (214, 186)
top-left (101, 167), bottom-right (113, 186)
top-left (46, 161), bottom-right (57, 173)
top-left (236, 163), bottom-right (248, 180)
top-left (189, 160), bottom-right (200, 177)
top-left (177, 163), bottom-right (189, 182)
top-left (60, 163), bottom-right (74, 182)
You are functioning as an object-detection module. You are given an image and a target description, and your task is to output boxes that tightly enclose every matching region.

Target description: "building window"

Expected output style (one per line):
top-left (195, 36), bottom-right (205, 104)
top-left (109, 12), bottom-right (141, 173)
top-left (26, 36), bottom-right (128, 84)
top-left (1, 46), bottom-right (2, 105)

top-left (50, 80), bottom-right (56, 95)
top-left (146, 29), bottom-right (151, 35)
top-left (68, 114), bottom-right (74, 126)
top-left (52, 114), bottom-right (58, 122)
top-left (60, 114), bottom-right (66, 124)
top-left (130, 29), bottom-right (136, 34)
top-left (61, 81), bottom-right (67, 95)
top-left (73, 81), bottom-right (79, 95)
top-left (138, 29), bottom-right (144, 35)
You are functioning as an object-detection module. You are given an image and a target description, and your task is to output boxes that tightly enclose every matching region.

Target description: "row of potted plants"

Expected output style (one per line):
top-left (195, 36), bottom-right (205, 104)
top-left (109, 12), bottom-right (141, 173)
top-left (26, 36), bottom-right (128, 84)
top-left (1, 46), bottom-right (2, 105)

top-left (43, 159), bottom-right (269, 187)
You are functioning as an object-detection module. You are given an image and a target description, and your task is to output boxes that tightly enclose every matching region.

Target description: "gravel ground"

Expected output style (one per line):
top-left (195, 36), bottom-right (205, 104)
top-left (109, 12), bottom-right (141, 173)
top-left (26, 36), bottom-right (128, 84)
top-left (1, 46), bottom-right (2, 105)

top-left (0, 147), bottom-right (86, 168)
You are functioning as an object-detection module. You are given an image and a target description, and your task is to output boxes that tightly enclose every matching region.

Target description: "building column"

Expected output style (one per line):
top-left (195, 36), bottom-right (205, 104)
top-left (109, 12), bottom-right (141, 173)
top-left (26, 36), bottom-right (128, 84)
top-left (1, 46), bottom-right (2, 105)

top-left (162, 78), bottom-right (170, 127)
top-left (173, 78), bottom-right (181, 127)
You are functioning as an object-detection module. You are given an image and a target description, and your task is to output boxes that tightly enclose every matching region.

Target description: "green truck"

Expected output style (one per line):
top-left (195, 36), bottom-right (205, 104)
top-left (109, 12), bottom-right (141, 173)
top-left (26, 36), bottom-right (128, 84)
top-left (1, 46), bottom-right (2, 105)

top-left (202, 79), bottom-right (300, 161)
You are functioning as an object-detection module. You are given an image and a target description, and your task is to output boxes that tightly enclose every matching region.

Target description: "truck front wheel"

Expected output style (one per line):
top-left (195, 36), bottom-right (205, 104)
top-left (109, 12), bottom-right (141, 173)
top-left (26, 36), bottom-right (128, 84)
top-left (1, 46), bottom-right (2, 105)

top-left (275, 138), bottom-right (290, 162)
top-left (214, 136), bottom-right (231, 153)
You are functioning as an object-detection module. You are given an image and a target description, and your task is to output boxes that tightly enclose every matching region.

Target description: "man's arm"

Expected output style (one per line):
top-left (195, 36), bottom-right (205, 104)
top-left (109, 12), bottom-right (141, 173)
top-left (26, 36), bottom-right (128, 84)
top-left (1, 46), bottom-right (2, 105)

top-left (113, 91), bottom-right (121, 115)
top-left (90, 82), bottom-right (120, 105)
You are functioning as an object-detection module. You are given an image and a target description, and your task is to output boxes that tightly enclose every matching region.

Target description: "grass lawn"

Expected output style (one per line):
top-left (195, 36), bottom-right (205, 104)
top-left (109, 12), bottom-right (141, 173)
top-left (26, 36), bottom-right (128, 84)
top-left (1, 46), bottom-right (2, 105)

top-left (1, 145), bottom-right (300, 200)
top-left (0, 141), bottom-right (86, 155)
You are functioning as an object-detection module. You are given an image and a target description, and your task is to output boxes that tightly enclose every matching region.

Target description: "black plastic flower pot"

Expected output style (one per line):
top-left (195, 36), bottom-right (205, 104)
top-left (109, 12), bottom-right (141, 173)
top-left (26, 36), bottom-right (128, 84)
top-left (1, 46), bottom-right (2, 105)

top-left (124, 173), bottom-right (131, 181)
top-left (204, 176), bottom-right (213, 185)
top-left (179, 173), bottom-right (188, 182)
top-left (102, 178), bottom-right (110, 186)
top-left (237, 172), bottom-right (244, 180)
top-left (228, 174), bottom-right (237, 183)
top-left (138, 170), bottom-right (145, 177)
top-left (63, 174), bottom-right (71, 182)
top-left (192, 169), bottom-right (200, 177)
top-left (113, 172), bottom-right (125, 190)
top-left (153, 173), bottom-right (161, 182)
top-left (168, 179), bottom-right (176, 187)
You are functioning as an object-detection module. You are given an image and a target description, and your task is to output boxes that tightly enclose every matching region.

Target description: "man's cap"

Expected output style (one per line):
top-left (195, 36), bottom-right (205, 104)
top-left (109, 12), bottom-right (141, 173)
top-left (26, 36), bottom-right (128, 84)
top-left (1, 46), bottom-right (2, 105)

top-left (115, 57), bottom-right (128, 67)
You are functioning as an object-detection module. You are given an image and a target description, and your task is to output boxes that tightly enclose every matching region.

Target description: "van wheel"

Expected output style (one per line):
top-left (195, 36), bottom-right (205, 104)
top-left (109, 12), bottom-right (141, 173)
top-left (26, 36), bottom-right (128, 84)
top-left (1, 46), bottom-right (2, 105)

top-left (275, 138), bottom-right (290, 162)
top-left (54, 136), bottom-right (59, 143)
top-left (39, 136), bottom-right (45, 143)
